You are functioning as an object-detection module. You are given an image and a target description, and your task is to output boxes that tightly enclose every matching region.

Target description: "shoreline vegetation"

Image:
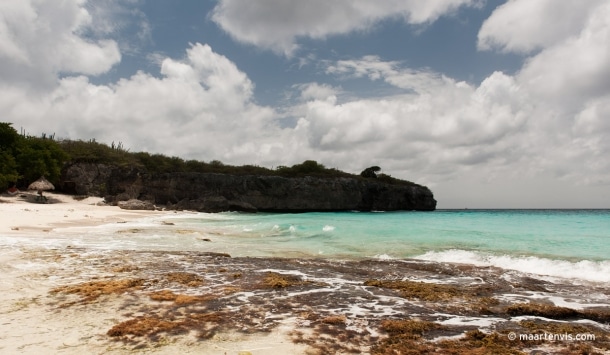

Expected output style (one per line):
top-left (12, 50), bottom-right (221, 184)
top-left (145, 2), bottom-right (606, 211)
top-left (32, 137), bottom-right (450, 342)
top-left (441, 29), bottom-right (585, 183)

top-left (0, 193), bottom-right (608, 354)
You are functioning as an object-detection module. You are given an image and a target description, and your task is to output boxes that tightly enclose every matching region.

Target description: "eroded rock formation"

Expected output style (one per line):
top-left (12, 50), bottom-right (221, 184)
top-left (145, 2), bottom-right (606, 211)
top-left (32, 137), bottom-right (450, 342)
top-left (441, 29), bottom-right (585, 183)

top-left (62, 163), bottom-right (436, 212)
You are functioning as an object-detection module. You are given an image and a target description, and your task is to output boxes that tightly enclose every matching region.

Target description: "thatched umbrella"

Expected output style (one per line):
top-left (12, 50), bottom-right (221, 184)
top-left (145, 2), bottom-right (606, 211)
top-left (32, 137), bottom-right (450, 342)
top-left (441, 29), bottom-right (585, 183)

top-left (28, 176), bottom-right (55, 192)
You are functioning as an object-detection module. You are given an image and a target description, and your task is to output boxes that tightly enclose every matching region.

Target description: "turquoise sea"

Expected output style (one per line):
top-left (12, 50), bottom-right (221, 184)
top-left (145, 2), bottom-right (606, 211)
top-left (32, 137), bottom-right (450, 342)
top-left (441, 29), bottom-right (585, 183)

top-left (4, 209), bottom-right (610, 283)
top-left (179, 209), bottom-right (608, 259)
top-left (165, 209), bottom-right (610, 282)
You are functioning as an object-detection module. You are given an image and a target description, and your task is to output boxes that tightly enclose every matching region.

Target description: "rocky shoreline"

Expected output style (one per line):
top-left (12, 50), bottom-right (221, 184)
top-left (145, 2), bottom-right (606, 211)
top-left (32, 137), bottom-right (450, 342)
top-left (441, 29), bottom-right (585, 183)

top-left (3, 246), bottom-right (608, 354)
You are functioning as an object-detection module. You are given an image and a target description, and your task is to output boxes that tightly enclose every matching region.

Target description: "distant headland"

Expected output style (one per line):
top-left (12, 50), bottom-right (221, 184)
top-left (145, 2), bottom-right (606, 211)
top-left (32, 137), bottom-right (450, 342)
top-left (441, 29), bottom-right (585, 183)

top-left (1, 122), bottom-right (436, 212)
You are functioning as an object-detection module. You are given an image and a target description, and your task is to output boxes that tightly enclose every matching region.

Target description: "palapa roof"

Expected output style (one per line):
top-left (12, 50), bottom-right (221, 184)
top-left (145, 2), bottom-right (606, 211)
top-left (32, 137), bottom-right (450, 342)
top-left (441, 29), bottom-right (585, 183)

top-left (28, 176), bottom-right (55, 191)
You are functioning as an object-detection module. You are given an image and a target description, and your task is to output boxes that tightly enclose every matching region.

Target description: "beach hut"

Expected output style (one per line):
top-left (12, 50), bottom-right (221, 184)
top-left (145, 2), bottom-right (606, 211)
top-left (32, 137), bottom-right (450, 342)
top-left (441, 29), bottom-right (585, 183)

top-left (28, 176), bottom-right (55, 201)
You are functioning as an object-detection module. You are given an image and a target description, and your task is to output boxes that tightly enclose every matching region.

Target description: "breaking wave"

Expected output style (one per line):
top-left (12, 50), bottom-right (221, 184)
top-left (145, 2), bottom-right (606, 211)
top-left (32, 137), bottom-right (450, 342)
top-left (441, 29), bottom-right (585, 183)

top-left (414, 249), bottom-right (610, 283)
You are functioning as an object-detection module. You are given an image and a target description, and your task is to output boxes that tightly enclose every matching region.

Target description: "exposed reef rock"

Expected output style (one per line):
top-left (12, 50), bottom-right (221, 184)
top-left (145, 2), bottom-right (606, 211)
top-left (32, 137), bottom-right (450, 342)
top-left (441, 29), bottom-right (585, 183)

top-left (117, 199), bottom-right (156, 211)
top-left (62, 163), bottom-right (436, 212)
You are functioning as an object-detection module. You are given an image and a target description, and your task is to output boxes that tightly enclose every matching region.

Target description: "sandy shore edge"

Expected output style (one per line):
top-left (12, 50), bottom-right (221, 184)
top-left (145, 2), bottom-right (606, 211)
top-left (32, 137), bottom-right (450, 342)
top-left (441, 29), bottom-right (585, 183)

top-left (0, 192), bottom-right (169, 234)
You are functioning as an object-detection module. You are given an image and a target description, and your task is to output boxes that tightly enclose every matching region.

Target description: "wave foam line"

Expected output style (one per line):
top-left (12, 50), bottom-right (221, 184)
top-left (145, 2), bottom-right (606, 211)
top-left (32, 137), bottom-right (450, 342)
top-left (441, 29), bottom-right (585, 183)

top-left (414, 250), bottom-right (610, 283)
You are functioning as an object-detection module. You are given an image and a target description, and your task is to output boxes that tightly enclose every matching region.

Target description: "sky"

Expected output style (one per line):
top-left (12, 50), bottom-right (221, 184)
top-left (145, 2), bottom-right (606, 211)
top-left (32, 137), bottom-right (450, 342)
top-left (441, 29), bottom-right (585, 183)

top-left (1, 0), bottom-right (609, 208)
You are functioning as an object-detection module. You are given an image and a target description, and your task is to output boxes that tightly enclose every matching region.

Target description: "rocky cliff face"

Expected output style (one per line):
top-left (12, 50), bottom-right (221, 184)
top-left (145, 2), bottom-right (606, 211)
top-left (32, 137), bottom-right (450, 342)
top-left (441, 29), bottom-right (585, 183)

top-left (62, 163), bottom-right (436, 212)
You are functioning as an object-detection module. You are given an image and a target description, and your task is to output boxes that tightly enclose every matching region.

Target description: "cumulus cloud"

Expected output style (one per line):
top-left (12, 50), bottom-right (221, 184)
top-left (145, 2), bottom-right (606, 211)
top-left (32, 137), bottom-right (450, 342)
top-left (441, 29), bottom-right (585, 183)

top-left (477, 0), bottom-right (605, 53)
top-left (0, 0), bottom-right (121, 88)
top-left (1, 43), bottom-right (286, 163)
top-left (516, 2), bottom-right (610, 107)
top-left (294, 63), bottom-right (530, 180)
top-left (211, 0), bottom-right (478, 55)
top-left (505, 0), bottom-right (610, 187)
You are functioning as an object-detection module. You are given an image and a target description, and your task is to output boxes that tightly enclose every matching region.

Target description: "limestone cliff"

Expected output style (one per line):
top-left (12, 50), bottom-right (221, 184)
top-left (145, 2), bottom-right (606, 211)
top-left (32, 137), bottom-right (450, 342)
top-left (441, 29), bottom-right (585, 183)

top-left (62, 163), bottom-right (436, 212)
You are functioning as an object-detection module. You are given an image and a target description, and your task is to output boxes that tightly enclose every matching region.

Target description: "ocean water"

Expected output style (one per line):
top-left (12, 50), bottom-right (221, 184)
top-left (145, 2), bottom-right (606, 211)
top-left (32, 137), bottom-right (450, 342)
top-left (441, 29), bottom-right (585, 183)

top-left (176, 209), bottom-right (610, 260)
top-left (4, 209), bottom-right (610, 283)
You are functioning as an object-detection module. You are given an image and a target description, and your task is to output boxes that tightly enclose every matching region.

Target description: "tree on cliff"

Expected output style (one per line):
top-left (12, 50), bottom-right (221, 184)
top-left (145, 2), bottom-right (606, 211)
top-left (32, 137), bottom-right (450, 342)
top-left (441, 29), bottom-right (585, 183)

top-left (360, 166), bottom-right (381, 179)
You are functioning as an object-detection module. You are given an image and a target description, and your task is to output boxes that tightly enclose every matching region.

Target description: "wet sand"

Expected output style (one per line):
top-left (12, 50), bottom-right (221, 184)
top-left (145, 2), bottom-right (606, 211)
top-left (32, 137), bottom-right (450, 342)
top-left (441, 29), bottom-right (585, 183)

top-left (0, 193), bottom-right (609, 354)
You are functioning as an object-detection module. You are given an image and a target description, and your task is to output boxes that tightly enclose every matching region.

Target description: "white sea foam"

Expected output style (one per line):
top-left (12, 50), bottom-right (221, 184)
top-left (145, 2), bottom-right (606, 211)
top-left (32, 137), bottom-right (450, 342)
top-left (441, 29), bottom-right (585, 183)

top-left (256, 269), bottom-right (309, 277)
top-left (322, 225), bottom-right (335, 232)
top-left (374, 254), bottom-right (395, 260)
top-left (496, 293), bottom-right (609, 310)
top-left (414, 249), bottom-right (610, 283)
top-left (436, 314), bottom-right (504, 329)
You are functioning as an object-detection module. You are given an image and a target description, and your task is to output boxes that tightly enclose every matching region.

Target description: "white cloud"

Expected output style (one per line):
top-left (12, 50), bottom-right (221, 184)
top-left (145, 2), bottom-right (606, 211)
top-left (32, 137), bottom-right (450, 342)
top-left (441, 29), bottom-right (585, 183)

top-left (295, 83), bottom-right (340, 101)
top-left (1, 43), bottom-right (284, 164)
top-left (327, 55), bottom-right (451, 94)
top-left (477, 0), bottom-right (605, 53)
top-left (294, 65), bottom-right (529, 179)
top-left (160, 43), bottom-right (254, 109)
top-left (0, 0), bottom-right (121, 88)
top-left (516, 1), bottom-right (610, 108)
top-left (471, 1), bottom-right (610, 192)
top-left (327, 55), bottom-right (397, 80)
top-left (211, 0), bottom-right (478, 55)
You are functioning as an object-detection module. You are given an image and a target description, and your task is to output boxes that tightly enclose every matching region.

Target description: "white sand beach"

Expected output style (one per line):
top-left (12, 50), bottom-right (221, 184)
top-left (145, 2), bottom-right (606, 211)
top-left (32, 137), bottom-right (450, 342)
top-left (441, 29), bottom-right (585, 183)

top-left (0, 192), bottom-right (162, 235)
top-left (0, 192), bottom-right (308, 355)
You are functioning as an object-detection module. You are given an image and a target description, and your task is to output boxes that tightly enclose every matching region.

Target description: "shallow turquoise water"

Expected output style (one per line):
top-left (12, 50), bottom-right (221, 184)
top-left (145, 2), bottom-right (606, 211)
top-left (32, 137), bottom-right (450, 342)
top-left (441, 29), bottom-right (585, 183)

top-left (178, 209), bottom-right (610, 262)
top-left (154, 209), bottom-right (609, 282)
